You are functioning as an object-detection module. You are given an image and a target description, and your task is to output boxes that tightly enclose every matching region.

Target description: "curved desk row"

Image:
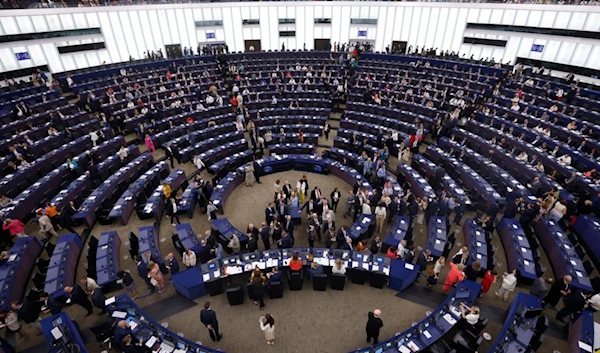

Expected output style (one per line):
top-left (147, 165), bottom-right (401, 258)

top-left (253, 114), bottom-right (327, 127)
top-left (2, 133), bottom-right (123, 220)
top-left (462, 219), bottom-right (493, 273)
top-left (0, 123), bottom-right (101, 197)
top-left (50, 140), bottom-right (136, 211)
top-left (74, 153), bottom-right (154, 228)
top-left (449, 128), bottom-right (572, 201)
top-left (534, 217), bottom-right (593, 292)
top-left (496, 218), bottom-right (538, 282)
top-left (438, 137), bottom-right (532, 203)
top-left (573, 214), bottom-right (600, 272)
top-left (351, 280), bottom-right (482, 353)
top-left (180, 130), bottom-right (244, 163)
top-left (96, 231), bottom-right (122, 287)
top-left (142, 169), bottom-right (187, 223)
top-left (109, 161), bottom-right (170, 225)
top-left (396, 162), bottom-right (436, 201)
top-left (268, 143), bottom-right (315, 156)
top-left (138, 225), bottom-right (164, 267)
top-left (426, 146), bottom-right (505, 209)
top-left (249, 106), bottom-right (331, 118)
top-left (171, 246), bottom-right (417, 300)
top-left (488, 292), bottom-right (543, 353)
top-left (412, 154), bottom-right (472, 207)
top-left (427, 217), bottom-right (448, 258)
top-left (0, 236), bottom-right (43, 311)
top-left (40, 312), bottom-right (89, 353)
top-left (45, 233), bottom-right (82, 298)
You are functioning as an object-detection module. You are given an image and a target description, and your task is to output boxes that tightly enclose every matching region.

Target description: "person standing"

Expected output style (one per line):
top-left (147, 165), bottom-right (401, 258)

top-left (330, 188), bottom-right (340, 212)
top-left (530, 276), bottom-right (553, 299)
top-left (366, 309), bottom-right (383, 345)
top-left (251, 268), bottom-right (267, 310)
top-left (63, 285), bottom-right (93, 316)
top-left (495, 269), bottom-right (518, 302)
top-left (166, 198), bottom-right (180, 226)
top-left (480, 269), bottom-right (497, 296)
top-left (543, 275), bottom-right (572, 308)
top-left (200, 301), bottom-right (222, 342)
top-left (259, 314), bottom-right (275, 345)
top-left (323, 121), bottom-right (331, 141)
top-left (374, 202), bottom-right (387, 233)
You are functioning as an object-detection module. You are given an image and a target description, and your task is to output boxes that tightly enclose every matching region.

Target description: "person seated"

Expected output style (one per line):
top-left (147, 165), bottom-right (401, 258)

top-left (307, 262), bottom-right (323, 280)
top-left (460, 303), bottom-right (481, 326)
top-left (289, 253), bottom-right (303, 272)
top-left (386, 246), bottom-right (398, 259)
top-left (331, 258), bottom-right (346, 275)
top-left (267, 267), bottom-right (282, 285)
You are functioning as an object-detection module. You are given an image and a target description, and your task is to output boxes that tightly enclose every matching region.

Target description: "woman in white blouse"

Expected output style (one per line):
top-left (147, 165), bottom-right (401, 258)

top-left (516, 151), bottom-right (528, 162)
top-left (331, 258), bottom-right (346, 275)
top-left (374, 202), bottom-right (387, 233)
top-left (259, 314), bottom-right (276, 345)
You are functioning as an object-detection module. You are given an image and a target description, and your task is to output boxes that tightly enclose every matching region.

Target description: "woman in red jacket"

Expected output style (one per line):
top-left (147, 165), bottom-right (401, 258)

top-left (2, 218), bottom-right (26, 238)
top-left (442, 263), bottom-right (465, 291)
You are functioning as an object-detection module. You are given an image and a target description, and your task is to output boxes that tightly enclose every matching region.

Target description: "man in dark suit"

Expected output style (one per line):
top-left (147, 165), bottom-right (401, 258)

top-left (370, 236), bottom-right (382, 255)
top-left (280, 231), bottom-right (293, 248)
top-left (284, 215), bottom-right (294, 243)
top-left (259, 222), bottom-right (270, 250)
top-left (366, 309), bottom-right (384, 344)
top-left (310, 187), bottom-right (322, 201)
top-left (198, 240), bottom-right (213, 264)
top-left (87, 287), bottom-right (107, 315)
top-left (135, 255), bottom-right (155, 292)
top-left (282, 180), bottom-right (293, 198)
top-left (164, 143), bottom-right (180, 168)
top-left (39, 292), bottom-right (62, 315)
top-left (64, 285), bottom-right (93, 316)
top-left (503, 197), bottom-right (521, 219)
top-left (453, 197), bottom-right (467, 225)
top-left (336, 226), bottom-right (348, 249)
top-left (543, 275), bottom-right (572, 308)
top-left (277, 199), bottom-right (288, 223)
top-left (166, 252), bottom-right (180, 274)
top-left (200, 301), bottom-right (222, 341)
top-left (556, 289), bottom-right (589, 322)
top-left (267, 267), bottom-right (282, 286)
top-left (387, 196), bottom-right (399, 224)
top-left (252, 157), bottom-right (262, 184)
top-left (59, 201), bottom-right (78, 235)
top-left (425, 198), bottom-right (438, 223)
top-left (403, 246), bottom-right (415, 263)
top-left (11, 299), bottom-right (43, 334)
top-left (265, 203), bottom-right (276, 224)
top-left (301, 199), bottom-right (316, 218)
top-left (416, 250), bottom-right (432, 274)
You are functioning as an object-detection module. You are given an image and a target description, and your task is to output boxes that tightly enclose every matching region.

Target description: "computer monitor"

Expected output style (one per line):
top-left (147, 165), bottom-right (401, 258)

top-left (374, 347), bottom-right (384, 353)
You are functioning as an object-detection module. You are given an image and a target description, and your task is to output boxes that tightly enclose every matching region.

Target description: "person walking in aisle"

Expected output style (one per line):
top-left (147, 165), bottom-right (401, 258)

top-left (495, 269), bottom-right (518, 302)
top-left (200, 301), bottom-right (222, 342)
top-left (366, 309), bottom-right (383, 345)
top-left (259, 314), bottom-right (275, 345)
top-left (166, 198), bottom-right (180, 226)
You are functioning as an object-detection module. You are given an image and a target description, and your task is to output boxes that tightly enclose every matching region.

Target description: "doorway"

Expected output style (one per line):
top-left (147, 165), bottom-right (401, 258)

top-left (244, 40), bottom-right (261, 52)
top-left (165, 44), bottom-right (182, 58)
top-left (314, 39), bottom-right (330, 51)
top-left (392, 41), bottom-right (408, 54)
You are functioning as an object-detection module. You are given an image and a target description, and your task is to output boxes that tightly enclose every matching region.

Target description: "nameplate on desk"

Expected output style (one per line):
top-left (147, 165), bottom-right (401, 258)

top-left (405, 263), bottom-right (415, 270)
top-left (524, 260), bottom-right (530, 266)
top-left (398, 346), bottom-right (411, 353)
top-left (145, 336), bottom-right (158, 348)
top-left (423, 330), bottom-right (432, 339)
top-left (400, 220), bottom-right (405, 225)
top-left (578, 341), bottom-right (592, 352)
top-left (575, 271), bottom-right (583, 278)
top-left (355, 226), bottom-right (362, 231)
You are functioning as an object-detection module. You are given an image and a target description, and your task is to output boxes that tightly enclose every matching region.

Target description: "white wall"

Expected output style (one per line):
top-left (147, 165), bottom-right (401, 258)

top-left (0, 3), bottom-right (598, 74)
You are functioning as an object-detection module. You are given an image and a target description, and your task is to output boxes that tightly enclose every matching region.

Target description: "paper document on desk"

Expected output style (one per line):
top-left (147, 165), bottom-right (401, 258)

top-left (398, 346), bottom-right (412, 353)
top-left (352, 261), bottom-right (359, 268)
top-left (423, 330), bottom-right (432, 339)
top-left (145, 336), bottom-right (157, 348)
top-left (443, 313), bottom-right (457, 325)
top-left (362, 262), bottom-right (369, 270)
top-left (8, 254), bottom-right (16, 262)
top-left (174, 350), bottom-right (187, 353)
top-left (407, 341), bottom-right (419, 351)
top-left (105, 297), bottom-right (116, 306)
top-left (398, 345), bottom-right (412, 353)
top-left (266, 259), bottom-right (278, 268)
top-left (577, 341), bottom-right (592, 352)
top-left (372, 265), bottom-right (380, 272)
top-left (112, 311), bottom-right (127, 319)
top-left (405, 263), bottom-right (414, 270)
top-left (383, 267), bottom-right (390, 276)
top-left (129, 321), bottom-right (138, 330)
top-left (202, 273), bottom-right (210, 282)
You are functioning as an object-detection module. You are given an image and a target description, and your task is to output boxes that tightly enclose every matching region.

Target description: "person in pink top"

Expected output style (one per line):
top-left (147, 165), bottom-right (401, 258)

top-left (144, 134), bottom-right (156, 154)
top-left (2, 218), bottom-right (26, 238)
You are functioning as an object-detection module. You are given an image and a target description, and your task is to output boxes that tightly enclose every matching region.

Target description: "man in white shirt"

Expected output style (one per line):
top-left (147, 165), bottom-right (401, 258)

top-left (80, 276), bottom-right (100, 290)
top-left (460, 303), bottom-right (480, 325)
top-left (588, 293), bottom-right (600, 312)
top-left (557, 153), bottom-right (572, 166)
